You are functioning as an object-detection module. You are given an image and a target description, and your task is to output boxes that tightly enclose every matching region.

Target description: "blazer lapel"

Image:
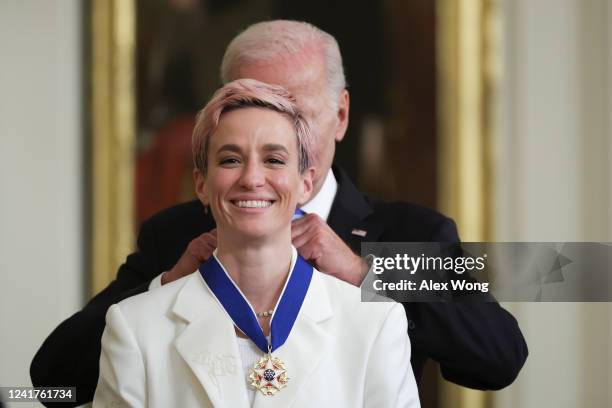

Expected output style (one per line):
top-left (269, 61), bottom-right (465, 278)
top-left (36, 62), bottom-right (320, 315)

top-left (328, 166), bottom-right (384, 253)
top-left (173, 274), bottom-right (250, 408)
top-left (252, 271), bottom-right (333, 408)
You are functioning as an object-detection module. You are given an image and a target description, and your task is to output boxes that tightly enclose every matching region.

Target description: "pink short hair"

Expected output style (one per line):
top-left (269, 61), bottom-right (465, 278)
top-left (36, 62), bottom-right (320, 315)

top-left (192, 78), bottom-right (313, 174)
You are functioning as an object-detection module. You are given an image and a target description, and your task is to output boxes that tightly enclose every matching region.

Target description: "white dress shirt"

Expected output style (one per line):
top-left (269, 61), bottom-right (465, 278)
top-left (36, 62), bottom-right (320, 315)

top-left (300, 169), bottom-right (337, 221)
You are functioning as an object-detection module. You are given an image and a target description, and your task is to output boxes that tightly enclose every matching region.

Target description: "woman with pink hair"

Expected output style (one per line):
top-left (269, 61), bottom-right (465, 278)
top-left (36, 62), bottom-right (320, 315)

top-left (93, 79), bottom-right (419, 407)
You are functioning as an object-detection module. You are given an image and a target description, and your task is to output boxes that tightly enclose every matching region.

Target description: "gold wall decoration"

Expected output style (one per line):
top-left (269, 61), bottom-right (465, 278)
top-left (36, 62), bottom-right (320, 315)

top-left (437, 0), bottom-right (498, 243)
top-left (437, 0), bottom-right (500, 407)
top-left (90, 0), bottom-right (136, 295)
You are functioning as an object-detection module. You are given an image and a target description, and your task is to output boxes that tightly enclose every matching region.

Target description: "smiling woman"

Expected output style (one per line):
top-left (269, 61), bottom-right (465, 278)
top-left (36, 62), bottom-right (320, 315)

top-left (192, 79), bottom-right (314, 243)
top-left (92, 78), bottom-right (420, 407)
top-left (197, 108), bottom-right (312, 241)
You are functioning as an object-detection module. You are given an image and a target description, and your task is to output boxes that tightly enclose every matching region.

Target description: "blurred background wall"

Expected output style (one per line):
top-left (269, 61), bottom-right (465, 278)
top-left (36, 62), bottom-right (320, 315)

top-left (493, 0), bottom-right (612, 407)
top-left (0, 1), bottom-right (85, 405)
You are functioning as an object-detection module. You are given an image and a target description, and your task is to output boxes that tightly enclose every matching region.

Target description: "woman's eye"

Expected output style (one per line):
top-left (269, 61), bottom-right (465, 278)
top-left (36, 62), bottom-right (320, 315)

top-left (266, 157), bottom-right (286, 165)
top-left (219, 157), bottom-right (240, 165)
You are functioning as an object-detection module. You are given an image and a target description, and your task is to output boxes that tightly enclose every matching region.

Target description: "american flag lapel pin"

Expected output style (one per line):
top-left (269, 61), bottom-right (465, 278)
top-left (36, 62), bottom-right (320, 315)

top-left (351, 228), bottom-right (367, 237)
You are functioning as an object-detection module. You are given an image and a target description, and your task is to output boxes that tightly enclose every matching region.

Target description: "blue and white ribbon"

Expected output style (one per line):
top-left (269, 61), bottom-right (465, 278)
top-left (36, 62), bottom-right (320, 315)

top-left (199, 252), bottom-right (313, 353)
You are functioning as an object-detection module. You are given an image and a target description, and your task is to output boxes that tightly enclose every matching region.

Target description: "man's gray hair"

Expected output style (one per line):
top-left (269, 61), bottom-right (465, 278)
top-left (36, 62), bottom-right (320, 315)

top-left (220, 20), bottom-right (346, 109)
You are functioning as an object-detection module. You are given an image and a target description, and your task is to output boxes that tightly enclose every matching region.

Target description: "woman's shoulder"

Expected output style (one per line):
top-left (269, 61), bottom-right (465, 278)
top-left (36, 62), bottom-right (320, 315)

top-left (114, 272), bottom-right (197, 321)
top-left (312, 270), bottom-right (403, 322)
top-left (308, 271), bottom-right (408, 353)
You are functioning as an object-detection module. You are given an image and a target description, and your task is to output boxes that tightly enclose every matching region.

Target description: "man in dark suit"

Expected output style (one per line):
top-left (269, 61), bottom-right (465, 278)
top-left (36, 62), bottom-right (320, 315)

top-left (31, 20), bottom-right (527, 406)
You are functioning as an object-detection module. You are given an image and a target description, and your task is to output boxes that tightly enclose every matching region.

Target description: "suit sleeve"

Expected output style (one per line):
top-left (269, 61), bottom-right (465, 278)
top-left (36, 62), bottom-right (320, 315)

top-left (364, 304), bottom-right (420, 408)
top-left (30, 219), bottom-right (163, 407)
top-left (404, 217), bottom-right (528, 390)
top-left (93, 304), bottom-right (146, 408)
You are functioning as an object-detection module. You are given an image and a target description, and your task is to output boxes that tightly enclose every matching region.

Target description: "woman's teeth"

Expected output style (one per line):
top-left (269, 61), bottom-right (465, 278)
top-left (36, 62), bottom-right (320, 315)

top-left (235, 200), bottom-right (272, 208)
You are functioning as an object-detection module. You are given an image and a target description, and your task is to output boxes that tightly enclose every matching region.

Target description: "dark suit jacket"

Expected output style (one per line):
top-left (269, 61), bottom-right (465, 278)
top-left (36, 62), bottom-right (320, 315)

top-left (31, 166), bottom-right (527, 407)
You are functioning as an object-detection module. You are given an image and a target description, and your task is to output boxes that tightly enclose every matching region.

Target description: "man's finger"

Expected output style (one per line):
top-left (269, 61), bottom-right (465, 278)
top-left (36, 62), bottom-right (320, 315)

top-left (196, 232), bottom-right (217, 247)
top-left (292, 225), bottom-right (318, 248)
top-left (200, 234), bottom-right (217, 247)
top-left (197, 240), bottom-right (217, 259)
top-left (291, 213), bottom-right (320, 228)
top-left (291, 215), bottom-right (317, 239)
top-left (291, 221), bottom-right (311, 240)
top-left (296, 241), bottom-right (323, 267)
top-left (295, 240), bottom-right (316, 263)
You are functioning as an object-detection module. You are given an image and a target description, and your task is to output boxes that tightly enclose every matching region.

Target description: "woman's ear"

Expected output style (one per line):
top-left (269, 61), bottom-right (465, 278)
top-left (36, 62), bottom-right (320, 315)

top-left (193, 168), bottom-right (209, 206)
top-left (298, 167), bottom-right (315, 206)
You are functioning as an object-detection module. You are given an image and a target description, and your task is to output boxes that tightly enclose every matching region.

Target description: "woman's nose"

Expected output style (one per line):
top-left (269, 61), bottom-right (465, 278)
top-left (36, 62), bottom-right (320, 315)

top-left (239, 161), bottom-right (265, 189)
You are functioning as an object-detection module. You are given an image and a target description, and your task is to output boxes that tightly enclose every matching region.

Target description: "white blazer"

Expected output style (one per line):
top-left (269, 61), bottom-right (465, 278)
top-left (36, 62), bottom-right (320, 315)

top-left (93, 267), bottom-right (420, 408)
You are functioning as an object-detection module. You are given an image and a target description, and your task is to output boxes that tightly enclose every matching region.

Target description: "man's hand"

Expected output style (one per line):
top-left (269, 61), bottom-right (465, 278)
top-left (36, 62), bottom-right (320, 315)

top-left (291, 214), bottom-right (368, 286)
top-left (162, 229), bottom-right (217, 285)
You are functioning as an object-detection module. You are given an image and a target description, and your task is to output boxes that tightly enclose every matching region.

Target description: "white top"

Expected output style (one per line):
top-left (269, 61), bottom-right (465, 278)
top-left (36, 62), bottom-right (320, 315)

top-left (237, 337), bottom-right (264, 405)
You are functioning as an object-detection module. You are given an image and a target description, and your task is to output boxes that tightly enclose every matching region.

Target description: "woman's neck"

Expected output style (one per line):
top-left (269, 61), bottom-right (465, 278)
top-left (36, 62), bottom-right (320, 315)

top-left (215, 230), bottom-right (293, 316)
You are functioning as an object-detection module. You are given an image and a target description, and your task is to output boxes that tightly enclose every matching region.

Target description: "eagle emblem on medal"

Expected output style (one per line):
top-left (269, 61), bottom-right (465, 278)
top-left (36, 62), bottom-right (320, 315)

top-left (249, 354), bottom-right (289, 396)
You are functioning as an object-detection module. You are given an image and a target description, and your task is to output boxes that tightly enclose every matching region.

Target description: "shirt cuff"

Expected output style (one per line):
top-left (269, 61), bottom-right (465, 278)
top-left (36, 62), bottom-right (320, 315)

top-left (360, 254), bottom-right (390, 301)
top-left (359, 254), bottom-right (376, 289)
top-left (148, 273), bottom-right (164, 290)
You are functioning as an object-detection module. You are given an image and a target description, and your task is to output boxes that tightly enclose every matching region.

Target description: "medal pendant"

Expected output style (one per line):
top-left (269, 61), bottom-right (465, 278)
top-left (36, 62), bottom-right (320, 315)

top-left (249, 353), bottom-right (289, 396)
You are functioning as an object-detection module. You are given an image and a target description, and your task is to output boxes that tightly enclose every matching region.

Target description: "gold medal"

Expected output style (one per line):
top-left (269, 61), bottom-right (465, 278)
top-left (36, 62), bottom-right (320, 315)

top-left (249, 352), bottom-right (289, 396)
